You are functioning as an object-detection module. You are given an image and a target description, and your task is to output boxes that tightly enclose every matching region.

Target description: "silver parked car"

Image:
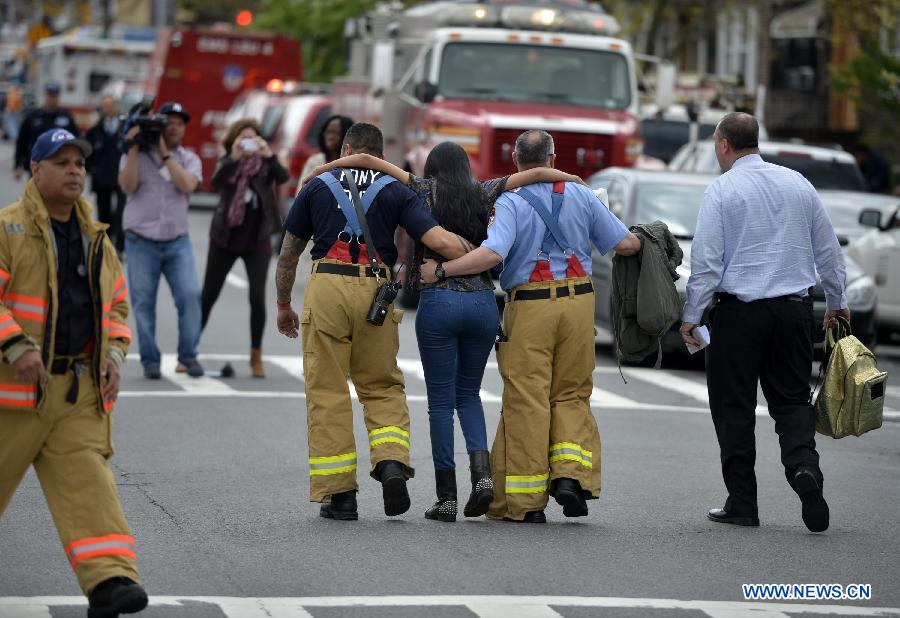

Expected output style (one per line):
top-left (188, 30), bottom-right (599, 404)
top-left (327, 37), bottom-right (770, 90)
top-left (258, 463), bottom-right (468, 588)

top-left (587, 168), bottom-right (877, 358)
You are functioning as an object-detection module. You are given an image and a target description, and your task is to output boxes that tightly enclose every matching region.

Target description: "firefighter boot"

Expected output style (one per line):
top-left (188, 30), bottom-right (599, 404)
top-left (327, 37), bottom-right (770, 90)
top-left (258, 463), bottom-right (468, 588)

top-left (425, 469), bottom-right (457, 523)
top-left (376, 460), bottom-right (410, 516)
top-left (319, 490), bottom-right (358, 521)
top-left (551, 477), bottom-right (589, 517)
top-left (464, 450), bottom-right (494, 517)
top-left (250, 348), bottom-right (265, 378)
top-left (87, 577), bottom-right (148, 617)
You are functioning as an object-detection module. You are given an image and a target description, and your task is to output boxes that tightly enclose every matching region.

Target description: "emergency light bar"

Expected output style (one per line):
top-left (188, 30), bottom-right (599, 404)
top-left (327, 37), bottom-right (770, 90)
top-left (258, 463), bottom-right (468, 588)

top-left (265, 79), bottom-right (331, 95)
top-left (408, 2), bottom-right (620, 36)
top-left (501, 6), bottom-right (620, 36)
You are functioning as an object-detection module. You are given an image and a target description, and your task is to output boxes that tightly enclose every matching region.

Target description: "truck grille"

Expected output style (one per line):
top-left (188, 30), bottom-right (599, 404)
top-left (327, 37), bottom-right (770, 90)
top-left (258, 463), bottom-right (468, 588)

top-left (491, 129), bottom-right (615, 176)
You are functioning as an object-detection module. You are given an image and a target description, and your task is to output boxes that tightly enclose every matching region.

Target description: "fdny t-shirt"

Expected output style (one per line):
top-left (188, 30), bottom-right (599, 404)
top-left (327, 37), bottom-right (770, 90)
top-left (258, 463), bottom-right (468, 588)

top-left (284, 168), bottom-right (438, 267)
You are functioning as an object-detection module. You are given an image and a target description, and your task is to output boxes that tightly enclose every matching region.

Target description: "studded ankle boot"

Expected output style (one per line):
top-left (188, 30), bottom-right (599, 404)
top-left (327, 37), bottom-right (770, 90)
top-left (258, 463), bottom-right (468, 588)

top-left (425, 469), bottom-right (457, 522)
top-left (464, 450), bottom-right (494, 517)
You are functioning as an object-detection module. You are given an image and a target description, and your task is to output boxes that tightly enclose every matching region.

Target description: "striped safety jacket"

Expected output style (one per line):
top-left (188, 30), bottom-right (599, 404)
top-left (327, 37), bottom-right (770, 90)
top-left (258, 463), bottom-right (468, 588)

top-left (0, 180), bottom-right (131, 413)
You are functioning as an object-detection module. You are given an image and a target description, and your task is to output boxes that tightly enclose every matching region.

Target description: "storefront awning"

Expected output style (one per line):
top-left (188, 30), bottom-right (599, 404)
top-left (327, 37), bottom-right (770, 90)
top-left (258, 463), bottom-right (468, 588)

top-left (770, 0), bottom-right (825, 39)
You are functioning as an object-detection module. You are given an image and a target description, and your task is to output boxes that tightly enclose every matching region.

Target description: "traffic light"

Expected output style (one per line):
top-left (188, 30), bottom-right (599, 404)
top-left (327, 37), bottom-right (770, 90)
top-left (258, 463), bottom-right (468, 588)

top-left (236, 10), bottom-right (253, 27)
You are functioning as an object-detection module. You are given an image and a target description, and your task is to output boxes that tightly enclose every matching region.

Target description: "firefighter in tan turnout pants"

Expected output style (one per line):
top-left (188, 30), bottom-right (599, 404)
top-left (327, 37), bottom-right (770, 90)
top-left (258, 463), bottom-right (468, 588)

top-left (422, 130), bottom-right (641, 522)
top-left (0, 129), bottom-right (148, 617)
top-left (276, 123), bottom-right (471, 520)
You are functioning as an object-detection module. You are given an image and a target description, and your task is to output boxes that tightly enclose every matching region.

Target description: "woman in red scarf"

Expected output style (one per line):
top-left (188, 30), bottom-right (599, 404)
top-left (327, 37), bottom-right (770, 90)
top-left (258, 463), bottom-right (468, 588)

top-left (202, 118), bottom-right (289, 377)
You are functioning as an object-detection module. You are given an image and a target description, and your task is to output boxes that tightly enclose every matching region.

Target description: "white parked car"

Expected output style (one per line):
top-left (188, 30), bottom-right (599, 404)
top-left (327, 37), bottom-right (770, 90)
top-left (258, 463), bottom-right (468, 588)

top-left (815, 191), bottom-right (900, 245)
top-left (639, 104), bottom-right (769, 166)
top-left (669, 140), bottom-right (867, 192)
top-left (845, 204), bottom-right (900, 336)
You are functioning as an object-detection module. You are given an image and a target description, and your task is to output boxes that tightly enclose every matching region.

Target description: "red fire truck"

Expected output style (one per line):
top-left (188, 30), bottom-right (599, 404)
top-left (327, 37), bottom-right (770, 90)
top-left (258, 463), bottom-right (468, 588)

top-left (144, 28), bottom-right (302, 189)
top-left (334, 0), bottom-right (643, 178)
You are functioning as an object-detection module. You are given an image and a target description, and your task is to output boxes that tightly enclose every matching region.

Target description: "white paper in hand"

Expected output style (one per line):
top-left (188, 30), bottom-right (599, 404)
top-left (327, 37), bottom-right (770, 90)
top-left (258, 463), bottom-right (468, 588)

top-left (685, 325), bottom-right (711, 355)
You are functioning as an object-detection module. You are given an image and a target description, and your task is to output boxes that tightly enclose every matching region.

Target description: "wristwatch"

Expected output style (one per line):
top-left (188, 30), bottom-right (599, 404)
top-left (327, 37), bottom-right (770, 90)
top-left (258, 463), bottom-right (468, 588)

top-left (435, 262), bottom-right (446, 281)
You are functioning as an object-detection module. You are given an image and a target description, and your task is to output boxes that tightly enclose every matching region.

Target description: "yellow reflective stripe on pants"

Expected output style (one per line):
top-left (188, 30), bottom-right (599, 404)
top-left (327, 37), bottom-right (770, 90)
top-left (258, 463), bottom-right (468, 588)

top-left (309, 452), bottom-right (357, 476)
top-left (369, 426), bottom-right (410, 449)
top-left (549, 442), bottom-right (593, 468)
top-left (505, 473), bottom-right (549, 494)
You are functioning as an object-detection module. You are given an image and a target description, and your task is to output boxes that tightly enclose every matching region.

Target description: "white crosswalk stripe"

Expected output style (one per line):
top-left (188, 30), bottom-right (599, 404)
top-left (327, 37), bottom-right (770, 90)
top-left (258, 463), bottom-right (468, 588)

top-left (1, 595), bottom-right (897, 617)
top-left (119, 354), bottom-right (900, 420)
top-left (159, 355), bottom-right (237, 395)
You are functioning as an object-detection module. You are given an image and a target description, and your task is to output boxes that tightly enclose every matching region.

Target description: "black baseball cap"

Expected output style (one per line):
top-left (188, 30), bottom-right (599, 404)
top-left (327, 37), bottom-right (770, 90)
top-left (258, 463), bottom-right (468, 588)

top-left (44, 80), bottom-right (61, 94)
top-left (157, 101), bottom-right (190, 123)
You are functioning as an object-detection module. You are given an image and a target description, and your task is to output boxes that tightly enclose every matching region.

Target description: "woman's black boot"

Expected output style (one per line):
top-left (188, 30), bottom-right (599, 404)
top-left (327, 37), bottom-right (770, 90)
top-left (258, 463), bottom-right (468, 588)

top-left (425, 469), bottom-right (457, 522)
top-left (464, 450), bottom-right (494, 517)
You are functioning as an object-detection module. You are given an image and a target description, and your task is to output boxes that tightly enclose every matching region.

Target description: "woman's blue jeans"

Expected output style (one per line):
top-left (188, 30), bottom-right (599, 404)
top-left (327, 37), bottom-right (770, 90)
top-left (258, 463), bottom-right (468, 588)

top-left (415, 288), bottom-right (499, 471)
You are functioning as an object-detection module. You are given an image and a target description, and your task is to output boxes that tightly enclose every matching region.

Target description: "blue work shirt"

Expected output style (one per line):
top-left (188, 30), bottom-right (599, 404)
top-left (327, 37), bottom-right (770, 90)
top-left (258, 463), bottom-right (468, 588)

top-left (683, 154), bottom-right (847, 324)
top-left (482, 182), bottom-right (629, 291)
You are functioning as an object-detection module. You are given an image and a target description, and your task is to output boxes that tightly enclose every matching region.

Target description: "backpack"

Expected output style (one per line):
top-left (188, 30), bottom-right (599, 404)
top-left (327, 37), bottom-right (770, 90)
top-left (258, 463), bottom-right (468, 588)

top-left (813, 317), bottom-right (887, 438)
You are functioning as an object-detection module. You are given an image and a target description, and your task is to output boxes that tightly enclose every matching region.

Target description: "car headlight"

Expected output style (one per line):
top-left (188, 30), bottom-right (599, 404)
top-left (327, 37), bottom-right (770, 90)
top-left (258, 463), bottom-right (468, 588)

top-left (845, 275), bottom-right (876, 311)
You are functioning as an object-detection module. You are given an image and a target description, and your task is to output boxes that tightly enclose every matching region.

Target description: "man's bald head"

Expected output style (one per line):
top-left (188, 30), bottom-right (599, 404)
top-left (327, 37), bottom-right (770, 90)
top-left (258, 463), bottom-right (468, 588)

top-left (713, 112), bottom-right (761, 172)
top-left (715, 112), bottom-right (759, 152)
top-left (513, 129), bottom-right (555, 171)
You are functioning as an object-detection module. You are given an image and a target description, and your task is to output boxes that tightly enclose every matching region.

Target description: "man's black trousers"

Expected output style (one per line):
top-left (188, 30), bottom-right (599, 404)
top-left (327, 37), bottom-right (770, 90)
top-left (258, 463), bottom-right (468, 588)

top-left (95, 186), bottom-right (126, 252)
top-left (706, 294), bottom-right (822, 516)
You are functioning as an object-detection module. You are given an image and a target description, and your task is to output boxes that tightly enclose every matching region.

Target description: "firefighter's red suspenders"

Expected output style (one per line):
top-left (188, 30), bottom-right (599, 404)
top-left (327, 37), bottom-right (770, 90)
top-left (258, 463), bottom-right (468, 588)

top-left (518, 181), bottom-right (587, 282)
top-left (316, 172), bottom-right (397, 264)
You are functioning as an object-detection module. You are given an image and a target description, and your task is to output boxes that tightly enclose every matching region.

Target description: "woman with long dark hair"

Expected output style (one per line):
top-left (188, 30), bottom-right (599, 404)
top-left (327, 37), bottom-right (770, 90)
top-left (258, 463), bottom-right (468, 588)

top-left (305, 142), bottom-right (584, 522)
top-left (202, 118), bottom-right (289, 377)
top-left (296, 114), bottom-right (353, 195)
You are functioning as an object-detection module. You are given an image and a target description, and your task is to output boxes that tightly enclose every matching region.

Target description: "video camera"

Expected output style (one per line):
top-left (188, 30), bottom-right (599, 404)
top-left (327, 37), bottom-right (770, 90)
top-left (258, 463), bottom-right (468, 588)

top-left (122, 96), bottom-right (167, 151)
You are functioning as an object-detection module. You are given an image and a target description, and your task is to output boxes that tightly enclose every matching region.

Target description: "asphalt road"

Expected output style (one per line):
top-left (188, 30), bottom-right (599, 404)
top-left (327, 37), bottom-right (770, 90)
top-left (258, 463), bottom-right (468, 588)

top-left (1, 141), bottom-right (899, 617)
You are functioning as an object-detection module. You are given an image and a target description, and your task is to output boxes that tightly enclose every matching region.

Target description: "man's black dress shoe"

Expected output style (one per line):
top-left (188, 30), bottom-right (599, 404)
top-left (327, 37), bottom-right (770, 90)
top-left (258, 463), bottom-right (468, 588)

top-left (504, 510), bottom-right (546, 523)
top-left (88, 577), bottom-right (148, 617)
top-left (793, 469), bottom-right (829, 532)
top-left (551, 478), bottom-right (588, 517)
top-left (319, 490), bottom-right (358, 521)
top-left (707, 507), bottom-right (760, 527)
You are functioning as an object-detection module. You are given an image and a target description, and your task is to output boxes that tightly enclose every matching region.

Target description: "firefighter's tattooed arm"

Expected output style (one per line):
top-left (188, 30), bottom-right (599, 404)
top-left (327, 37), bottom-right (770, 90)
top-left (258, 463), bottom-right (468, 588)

top-left (276, 231), bottom-right (308, 305)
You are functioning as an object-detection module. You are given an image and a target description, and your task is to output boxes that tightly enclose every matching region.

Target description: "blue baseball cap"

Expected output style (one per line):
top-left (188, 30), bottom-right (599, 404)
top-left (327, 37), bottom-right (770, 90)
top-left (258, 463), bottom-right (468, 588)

top-left (31, 129), bottom-right (92, 162)
top-left (157, 101), bottom-right (190, 123)
top-left (44, 80), bottom-right (61, 94)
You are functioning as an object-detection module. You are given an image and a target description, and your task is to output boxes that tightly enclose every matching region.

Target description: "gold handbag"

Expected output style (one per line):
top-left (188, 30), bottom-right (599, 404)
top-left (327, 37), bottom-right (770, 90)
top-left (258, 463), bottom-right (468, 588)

top-left (813, 317), bottom-right (887, 438)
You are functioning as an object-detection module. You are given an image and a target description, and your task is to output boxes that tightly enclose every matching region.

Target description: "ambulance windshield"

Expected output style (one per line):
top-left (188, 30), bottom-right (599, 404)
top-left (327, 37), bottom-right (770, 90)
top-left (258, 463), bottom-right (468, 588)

top-left (438, 42), bottom-right (631, 110)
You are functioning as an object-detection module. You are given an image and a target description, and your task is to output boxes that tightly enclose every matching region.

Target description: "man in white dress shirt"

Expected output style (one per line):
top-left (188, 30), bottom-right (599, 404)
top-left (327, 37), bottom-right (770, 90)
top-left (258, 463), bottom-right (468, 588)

top-left (681, 112), bottom-right (849, 533)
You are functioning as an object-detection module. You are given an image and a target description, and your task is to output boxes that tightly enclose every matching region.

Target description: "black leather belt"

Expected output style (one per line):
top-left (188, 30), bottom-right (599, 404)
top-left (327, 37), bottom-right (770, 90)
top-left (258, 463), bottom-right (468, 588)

top-left (716, 292), bottom-right (811, 304)
top-left (50, 357), bottom-right (90, 404)
top-left (510, 282), bottom-right (594, 302)
top-left (313, 262), bottom-right (388, 278)
top-left (50, 357), bottom-right (89, 374)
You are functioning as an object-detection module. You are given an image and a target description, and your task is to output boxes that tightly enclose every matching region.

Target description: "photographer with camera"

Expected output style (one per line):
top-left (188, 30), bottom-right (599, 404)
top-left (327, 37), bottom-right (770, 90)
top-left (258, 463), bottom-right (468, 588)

top-left (276, 122), bottom-right (473, 521)
top-left (118, 101), bottom-right (204, 379)
top-left (201, 118), bottom-right (289, 378)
